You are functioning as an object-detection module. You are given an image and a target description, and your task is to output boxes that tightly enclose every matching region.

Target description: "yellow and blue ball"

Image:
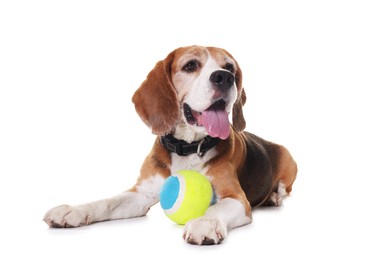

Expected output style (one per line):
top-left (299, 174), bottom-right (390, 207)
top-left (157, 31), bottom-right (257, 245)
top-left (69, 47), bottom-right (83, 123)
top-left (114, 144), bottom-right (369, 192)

top-left (159, 170), bottom-right (213, 225)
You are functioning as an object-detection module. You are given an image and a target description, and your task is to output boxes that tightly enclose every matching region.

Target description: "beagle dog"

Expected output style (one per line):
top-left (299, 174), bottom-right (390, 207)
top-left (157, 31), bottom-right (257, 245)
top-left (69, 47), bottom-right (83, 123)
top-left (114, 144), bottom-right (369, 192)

top-left (44, 45), bottom-right (297, 245)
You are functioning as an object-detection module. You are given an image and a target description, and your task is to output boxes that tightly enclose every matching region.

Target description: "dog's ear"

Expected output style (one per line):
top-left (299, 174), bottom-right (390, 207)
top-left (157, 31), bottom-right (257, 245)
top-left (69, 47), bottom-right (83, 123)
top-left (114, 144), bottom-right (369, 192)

top-left (232, 66), bottom-right (246, 132)
top-left (132, 51), bottom-right (179, 136)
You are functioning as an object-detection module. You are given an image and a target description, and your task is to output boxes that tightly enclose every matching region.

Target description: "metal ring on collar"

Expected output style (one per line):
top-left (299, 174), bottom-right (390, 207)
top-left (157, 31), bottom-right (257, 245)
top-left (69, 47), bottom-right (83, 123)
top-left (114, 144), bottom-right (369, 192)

top-left (197, 138), bottom-right (206, 157)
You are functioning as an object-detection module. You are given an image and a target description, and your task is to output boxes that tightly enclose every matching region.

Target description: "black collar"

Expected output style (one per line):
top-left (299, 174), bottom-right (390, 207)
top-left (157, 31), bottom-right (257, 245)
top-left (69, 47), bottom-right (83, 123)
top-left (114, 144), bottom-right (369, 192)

top-left (160, 134), bottom-right (221, 157)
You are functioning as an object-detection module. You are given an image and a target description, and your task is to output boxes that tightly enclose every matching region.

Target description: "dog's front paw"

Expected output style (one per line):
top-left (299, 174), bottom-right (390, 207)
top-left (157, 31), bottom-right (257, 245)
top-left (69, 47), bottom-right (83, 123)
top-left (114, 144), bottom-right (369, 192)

top-left (43, 205), bottom-right (91, 228)
top-left (182, 217), bottom-right (227, 245)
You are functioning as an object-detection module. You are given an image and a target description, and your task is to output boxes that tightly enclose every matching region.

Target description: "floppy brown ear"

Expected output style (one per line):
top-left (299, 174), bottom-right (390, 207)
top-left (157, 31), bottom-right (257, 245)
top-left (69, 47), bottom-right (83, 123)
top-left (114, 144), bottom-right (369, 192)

top-left (232, 66), bottom-right (246, 132)
top-left (232, 88), bottom-right (246, 132)
top-left (132, 52), bottom-right (179, 136)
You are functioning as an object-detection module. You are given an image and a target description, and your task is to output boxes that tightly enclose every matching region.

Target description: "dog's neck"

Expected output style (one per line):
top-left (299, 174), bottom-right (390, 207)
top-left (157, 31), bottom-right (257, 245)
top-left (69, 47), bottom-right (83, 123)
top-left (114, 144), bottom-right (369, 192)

top-left (172, 120), bottom-right (208, 143)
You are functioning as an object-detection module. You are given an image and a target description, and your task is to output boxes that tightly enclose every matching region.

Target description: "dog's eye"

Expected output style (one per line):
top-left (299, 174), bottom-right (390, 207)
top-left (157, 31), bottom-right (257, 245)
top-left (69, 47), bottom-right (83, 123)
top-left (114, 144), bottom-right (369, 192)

top-left (224, 63), bottom-right (235, 73)
top-left (182, 60), bottom-right (199, 73)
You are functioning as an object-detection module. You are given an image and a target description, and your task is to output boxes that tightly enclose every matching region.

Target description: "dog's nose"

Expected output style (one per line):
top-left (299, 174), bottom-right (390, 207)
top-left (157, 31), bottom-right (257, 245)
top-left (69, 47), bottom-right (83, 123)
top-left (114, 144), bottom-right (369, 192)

top-left (210, 70), bottom-right (235, 91)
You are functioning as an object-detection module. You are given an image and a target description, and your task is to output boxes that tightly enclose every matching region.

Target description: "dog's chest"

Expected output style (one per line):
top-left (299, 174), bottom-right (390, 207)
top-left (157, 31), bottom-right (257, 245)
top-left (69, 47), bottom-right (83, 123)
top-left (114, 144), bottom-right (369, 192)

top-left (170, 148), bottom-right (217, 176)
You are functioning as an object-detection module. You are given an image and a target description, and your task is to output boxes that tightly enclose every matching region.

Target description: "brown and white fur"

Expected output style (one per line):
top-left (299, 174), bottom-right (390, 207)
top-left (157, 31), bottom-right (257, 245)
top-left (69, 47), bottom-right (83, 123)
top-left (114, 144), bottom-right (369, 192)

top-left (43, 45), bottom-right (297, 245)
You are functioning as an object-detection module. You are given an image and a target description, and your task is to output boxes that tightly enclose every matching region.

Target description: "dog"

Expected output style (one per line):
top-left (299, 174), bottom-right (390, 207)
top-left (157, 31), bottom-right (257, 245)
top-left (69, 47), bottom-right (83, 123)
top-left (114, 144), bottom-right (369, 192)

top-left (43, 45), bottom-right (297, 245)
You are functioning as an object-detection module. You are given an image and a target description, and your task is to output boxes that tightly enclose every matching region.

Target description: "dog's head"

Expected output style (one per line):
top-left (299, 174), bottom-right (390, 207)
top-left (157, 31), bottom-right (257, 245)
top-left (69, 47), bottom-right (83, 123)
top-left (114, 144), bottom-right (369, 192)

top-left (132, 46), bottom-right (246, 140)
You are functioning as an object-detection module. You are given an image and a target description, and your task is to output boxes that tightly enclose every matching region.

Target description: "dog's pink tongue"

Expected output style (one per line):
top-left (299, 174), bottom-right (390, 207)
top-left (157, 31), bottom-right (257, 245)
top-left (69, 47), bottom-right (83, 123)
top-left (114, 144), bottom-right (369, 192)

top-left (199, 110), bottom-right (230, 140)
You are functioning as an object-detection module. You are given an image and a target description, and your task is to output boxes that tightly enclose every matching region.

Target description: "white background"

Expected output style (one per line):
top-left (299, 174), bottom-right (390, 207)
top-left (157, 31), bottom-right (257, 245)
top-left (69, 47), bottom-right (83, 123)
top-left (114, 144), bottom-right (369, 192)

top-left (1, 0), bottom-right (391, 259)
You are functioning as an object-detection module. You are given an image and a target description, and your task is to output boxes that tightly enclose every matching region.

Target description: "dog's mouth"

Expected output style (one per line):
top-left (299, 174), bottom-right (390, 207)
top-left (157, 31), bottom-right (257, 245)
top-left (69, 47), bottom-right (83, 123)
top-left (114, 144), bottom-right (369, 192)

top-left (183, 99), bottom-right (230, 140)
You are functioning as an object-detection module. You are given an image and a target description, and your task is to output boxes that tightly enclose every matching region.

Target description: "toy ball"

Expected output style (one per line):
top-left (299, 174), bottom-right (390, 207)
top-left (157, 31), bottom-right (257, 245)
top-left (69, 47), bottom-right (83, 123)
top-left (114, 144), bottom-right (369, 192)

top-left (159, 170), bottom-right (213, 225)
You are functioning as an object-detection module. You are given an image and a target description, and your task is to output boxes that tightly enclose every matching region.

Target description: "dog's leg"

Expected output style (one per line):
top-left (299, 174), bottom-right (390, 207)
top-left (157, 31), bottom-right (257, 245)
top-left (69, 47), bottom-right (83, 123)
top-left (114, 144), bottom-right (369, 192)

top-left (183, 197), bottom-right (252, 245)
top-left (43, 175), bottom-right (165, 228)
